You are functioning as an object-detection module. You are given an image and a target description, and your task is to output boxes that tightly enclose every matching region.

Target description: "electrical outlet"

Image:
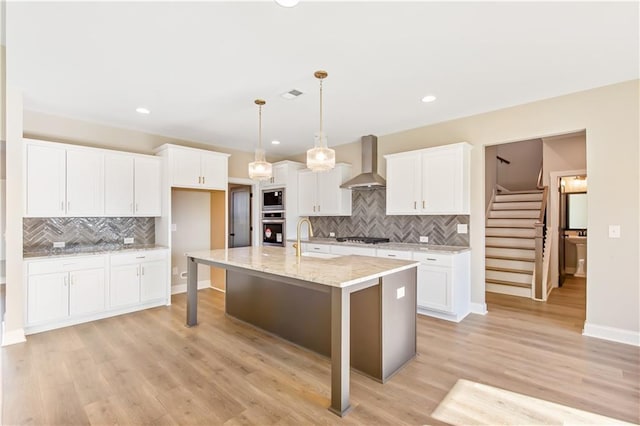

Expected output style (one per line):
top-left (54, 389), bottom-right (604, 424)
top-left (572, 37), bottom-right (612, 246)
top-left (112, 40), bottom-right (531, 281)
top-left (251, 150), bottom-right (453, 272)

top-left (419, 236), bottom-right (429, 243)
top-left (53, 241), bottom-right (65, 248)
top-left (457, 224), bottom-right (468, 234)
top-left (329, 232), bottom-right (336, 237)
top-left (124, 237), bottom-right (134, 244)
top-left (396, 286), bottom-right (405, 299)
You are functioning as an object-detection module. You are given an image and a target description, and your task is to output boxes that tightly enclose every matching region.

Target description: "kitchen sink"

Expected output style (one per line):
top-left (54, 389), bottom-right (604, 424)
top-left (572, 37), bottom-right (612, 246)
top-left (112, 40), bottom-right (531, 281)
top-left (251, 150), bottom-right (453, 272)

top-left (301, 252), bottom-right (342, 259)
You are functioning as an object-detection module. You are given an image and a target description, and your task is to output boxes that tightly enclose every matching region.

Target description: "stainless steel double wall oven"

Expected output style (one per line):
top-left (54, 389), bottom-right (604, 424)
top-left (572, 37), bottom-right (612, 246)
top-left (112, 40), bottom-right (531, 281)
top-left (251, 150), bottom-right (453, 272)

top-left (262, 188), bottom-right (285, 246)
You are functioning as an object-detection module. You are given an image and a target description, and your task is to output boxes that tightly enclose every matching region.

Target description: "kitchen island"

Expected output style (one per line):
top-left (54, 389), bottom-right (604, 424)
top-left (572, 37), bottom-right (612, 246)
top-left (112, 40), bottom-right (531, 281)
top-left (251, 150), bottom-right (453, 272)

top-left (185, 246), bottom-right (419, 417)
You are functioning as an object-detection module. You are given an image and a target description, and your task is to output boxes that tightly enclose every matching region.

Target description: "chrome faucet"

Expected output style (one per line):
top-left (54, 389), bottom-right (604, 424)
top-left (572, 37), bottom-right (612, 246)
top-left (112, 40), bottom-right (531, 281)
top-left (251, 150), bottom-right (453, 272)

top-left (293, 218), bottom-right (314, 257)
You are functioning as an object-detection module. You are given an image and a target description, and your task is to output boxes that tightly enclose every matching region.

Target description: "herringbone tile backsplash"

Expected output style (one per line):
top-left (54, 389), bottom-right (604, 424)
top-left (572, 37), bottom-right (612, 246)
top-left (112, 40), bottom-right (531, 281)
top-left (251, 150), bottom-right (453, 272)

top-left (310, 189), bottom-right (469, 246)
top-left (24, 217), bottom-right (155, 254)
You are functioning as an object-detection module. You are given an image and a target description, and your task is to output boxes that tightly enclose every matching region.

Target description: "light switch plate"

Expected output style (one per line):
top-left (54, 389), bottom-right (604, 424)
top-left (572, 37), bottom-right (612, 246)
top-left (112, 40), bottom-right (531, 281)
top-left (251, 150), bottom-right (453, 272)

top-left (608, 225), bottom-right (621, 238)
top-left (457, 224), bottom-right (468, 234)
top-left (53, 241), bottom-right (65, 248)
top-left (396, 286), bottom-right (405, 299)
top-left (329, 232), bottom-right (336, 237)
top-left (419, 236), bottom-right (429, 243)
top-left (124, 237), bottom-right (134, 244)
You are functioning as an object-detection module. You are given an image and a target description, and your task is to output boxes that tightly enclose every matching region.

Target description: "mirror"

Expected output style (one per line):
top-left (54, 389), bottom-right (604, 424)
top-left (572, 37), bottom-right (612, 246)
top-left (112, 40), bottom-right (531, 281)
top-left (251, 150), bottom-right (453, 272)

top-left (566, 192), bottom-right (587, 229)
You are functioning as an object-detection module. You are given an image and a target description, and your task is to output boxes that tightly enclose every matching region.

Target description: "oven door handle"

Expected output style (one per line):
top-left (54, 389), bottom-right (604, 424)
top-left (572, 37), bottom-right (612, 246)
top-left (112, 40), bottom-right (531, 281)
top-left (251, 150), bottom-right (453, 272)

top-left (262, 220), bottom-right (285, 224)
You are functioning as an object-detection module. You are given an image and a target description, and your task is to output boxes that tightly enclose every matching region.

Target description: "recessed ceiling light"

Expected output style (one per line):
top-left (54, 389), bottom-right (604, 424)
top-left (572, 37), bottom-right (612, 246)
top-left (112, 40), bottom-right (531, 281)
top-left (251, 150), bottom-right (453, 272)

top-left (271, 140), bottom-right (281, 145)
top-left (275, 0), bottom-right (300, 8)
top-left (136, 107), bottom-right (151, 114)
top-left (281, 89), bottom-right (303, 100)
top-left (421, 95), bottom-right (437, 103)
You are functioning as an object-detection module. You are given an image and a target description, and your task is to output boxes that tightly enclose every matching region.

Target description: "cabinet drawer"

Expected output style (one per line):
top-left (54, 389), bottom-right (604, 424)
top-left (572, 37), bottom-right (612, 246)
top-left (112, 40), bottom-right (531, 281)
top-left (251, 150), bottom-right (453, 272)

top-left (110, 249), bottom-right (168, 266)
top-left (28, 255), bottom-right (106, 275)
top-left (412, 252), bottom-right (452, 267)
top-left (302, 243), bottom-right (331, 254)
top-left (376, 249), bottom-right (412, 260)
top-left (330, 245), bottom-right (376, 257)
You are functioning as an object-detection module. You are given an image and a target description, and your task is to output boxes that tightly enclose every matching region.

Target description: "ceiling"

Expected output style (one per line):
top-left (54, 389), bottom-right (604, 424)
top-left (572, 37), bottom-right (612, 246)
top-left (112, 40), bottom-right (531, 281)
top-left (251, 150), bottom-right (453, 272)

top-left (6, 1), bottom-right (639, 157)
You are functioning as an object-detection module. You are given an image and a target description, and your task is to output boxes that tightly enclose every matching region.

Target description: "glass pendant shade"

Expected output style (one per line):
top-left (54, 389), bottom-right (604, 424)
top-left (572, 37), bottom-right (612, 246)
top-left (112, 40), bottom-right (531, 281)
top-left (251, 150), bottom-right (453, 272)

top-left (307, 70), bottom-right (336, 172)
top-left (248, 99), bottom-right (273, 181)
top-left (248, 148), bottom-right (273, 180)
top-left (306, 132), bottom-right (335, 172)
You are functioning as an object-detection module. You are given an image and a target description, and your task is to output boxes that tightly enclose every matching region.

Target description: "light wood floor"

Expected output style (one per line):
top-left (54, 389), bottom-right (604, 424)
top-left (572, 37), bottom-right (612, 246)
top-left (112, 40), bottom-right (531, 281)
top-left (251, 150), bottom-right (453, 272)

top-left (3, 277), bottom-right (639, 425)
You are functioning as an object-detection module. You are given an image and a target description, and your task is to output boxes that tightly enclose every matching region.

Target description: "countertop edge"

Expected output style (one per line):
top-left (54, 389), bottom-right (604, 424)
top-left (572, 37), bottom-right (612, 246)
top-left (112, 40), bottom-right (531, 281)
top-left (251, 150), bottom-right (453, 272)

top-left (24, 245), bottom-right (170, 261)
top-left (288, 238), bottom-right (470, 254)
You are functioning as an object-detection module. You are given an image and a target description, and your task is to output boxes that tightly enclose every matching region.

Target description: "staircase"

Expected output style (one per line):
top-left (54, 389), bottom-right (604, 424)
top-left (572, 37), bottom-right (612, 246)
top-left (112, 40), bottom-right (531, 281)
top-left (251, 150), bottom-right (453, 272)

top-left (486, 189), bottom-right (545, 298)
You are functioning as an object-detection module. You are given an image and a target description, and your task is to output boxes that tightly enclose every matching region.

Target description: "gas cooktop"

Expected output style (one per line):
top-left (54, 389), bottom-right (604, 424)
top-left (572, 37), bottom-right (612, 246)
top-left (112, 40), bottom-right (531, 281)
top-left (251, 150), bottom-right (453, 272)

top-left (336, 236), bottom-right (390, 244)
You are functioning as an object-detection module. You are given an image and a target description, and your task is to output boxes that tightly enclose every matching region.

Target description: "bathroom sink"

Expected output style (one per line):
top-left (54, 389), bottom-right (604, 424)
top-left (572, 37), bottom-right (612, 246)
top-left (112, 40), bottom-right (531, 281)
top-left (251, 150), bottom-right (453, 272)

top-left (301, 252), bottom-right (342, 259)
top-left (566, 236), bottom-right (587, 244)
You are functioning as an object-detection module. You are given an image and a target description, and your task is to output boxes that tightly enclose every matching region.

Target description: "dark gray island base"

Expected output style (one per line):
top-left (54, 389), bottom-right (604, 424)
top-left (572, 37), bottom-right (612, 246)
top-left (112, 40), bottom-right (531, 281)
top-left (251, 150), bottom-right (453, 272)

top-left (185, 247), bottom-right (418, 417)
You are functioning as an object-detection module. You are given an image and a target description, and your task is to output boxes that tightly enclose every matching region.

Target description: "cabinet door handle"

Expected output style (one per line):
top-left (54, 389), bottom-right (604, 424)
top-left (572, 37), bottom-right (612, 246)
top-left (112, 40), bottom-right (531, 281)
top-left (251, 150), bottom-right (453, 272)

top-left (136, 256), bottom-right (146, 259)
top-left (136, 266), bottom-right (140, 276)
top-left (414, 201), bottom-right (417, 209)
top-left (317, 205), bottom-right (320, 212)
top-left (423, 200), bottom-right (425, 209)
top-left (313, 205), bottom-right (316, 212)
top-left (427, 258), bottom-right (437, 261)
top-left (202, 176), bottom-right (205, 184)
top-left (63, 276), bottom-right (68, 286)
top-left (198, 176), bottom-right (201, 184)
top-left (67, 201), bottom-right (71, 211)
top-left (135, 203), bottom-right (139, 212)
top-left (141, 266), bottom-right (145, 276)
top-left (61, 201), bottom-right (64, 211)
top-left (387, 254), bottom-right (396, 257)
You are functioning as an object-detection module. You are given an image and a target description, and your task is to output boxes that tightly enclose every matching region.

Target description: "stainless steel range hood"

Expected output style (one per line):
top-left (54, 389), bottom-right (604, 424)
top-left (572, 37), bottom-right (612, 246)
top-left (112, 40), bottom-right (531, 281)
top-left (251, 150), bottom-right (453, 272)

top-left (340, 135), bottom-right (386, 190)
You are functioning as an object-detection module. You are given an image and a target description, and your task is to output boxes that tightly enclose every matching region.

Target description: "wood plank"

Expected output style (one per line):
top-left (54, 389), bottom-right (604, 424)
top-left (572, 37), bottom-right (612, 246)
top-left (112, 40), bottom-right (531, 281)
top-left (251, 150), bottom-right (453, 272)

top-left (3, 283), bottom-right (639, 425)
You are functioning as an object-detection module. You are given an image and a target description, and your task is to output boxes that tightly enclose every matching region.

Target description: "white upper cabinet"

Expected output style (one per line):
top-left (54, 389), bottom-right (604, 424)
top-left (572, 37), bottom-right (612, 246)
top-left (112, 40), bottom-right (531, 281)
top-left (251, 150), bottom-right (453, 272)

top-left (385, 142), bottom-right (471, 215)
top-left (26, 139), bottom-right (162, 218)
top-left (25, 143), bottom-right (66, 217)
top-left (105, 154), bottom-right (135, 216)
top-left (66, 148), bottom-right (105, 216)
top-left (104, 154), bottom-right (161, 217)
top-left (158, 144), bottom-right (229, 190)
top-left (298, 164), bottom-right (352, 216)
top-left (134, 157), bottom-right (162, 216)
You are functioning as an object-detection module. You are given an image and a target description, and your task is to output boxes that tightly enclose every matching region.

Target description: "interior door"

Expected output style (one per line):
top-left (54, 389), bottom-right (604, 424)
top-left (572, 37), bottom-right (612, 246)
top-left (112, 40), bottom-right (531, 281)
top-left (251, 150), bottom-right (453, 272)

top-left (229, 187), bottom-right (251, 248)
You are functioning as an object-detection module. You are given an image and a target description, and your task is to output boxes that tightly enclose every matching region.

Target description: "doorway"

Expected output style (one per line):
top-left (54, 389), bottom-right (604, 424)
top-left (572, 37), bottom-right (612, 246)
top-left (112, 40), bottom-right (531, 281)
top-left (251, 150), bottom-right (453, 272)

top-left (228, 184), bottom-right (252, 248)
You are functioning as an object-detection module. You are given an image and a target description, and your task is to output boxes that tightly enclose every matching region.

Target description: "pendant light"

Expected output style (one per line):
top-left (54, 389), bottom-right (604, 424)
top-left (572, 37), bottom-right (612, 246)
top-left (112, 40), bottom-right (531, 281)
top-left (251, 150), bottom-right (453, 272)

top-left (248, 99), bottom-right (273, 181)
top-left (306, 70), bottom-right (336, 172)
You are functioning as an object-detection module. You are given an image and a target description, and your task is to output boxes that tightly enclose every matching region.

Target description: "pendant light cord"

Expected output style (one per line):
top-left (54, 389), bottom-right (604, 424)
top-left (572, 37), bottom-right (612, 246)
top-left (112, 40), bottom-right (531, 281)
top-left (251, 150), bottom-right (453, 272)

top-left (258, 103), bottom-right (263, 150)
top-left (319, 77), bottom-right (323, 136)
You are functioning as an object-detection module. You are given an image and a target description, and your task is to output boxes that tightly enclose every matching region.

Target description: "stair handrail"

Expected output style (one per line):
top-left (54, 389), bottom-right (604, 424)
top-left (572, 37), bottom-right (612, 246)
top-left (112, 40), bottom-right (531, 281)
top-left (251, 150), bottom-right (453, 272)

top-left (536, 164), bottom-right (544, 190)
top-left (533, 186), bottom-right (549, 300)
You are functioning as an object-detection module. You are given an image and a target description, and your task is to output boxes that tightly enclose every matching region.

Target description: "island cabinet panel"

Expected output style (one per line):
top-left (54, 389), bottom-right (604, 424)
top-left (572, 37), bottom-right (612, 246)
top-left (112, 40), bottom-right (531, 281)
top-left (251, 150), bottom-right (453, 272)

top-left (385, 142), bottom-right (471, 215)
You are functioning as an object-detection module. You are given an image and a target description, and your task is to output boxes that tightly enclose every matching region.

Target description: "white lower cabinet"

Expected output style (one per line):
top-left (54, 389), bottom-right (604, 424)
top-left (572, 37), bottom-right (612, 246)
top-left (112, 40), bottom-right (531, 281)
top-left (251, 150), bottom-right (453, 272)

top-left (25, 249), bottom-right (168, 334)
top-left (27, 255), bottom-right (106, 326)
top-left (413, 251), bottom-right (470, 322)
top-left (110, 250), bottom-right (168, 308)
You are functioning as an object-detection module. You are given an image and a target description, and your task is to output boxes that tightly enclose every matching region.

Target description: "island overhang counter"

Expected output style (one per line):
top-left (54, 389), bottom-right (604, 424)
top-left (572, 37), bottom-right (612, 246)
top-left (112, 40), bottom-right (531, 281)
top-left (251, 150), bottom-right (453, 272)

top-left (185, 246), bottom-right (419, 417)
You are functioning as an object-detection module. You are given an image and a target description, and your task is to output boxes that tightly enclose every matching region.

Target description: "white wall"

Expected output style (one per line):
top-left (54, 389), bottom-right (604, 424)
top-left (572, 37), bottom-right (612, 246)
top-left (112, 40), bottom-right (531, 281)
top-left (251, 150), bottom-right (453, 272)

top-left (495, 139), bottom-right (542, 190)
top-left (290, 80), bottom-right (639, 344)
top-left (170, 189), bottom-right (211, 289)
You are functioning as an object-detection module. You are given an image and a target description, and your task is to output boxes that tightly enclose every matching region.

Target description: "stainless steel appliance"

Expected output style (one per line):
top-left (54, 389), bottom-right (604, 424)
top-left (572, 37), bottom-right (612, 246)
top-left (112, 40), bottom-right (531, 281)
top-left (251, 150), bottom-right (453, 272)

top-left (336, 236), bottom-right (390, 244)
top-left (262, 188), bottom-right (285, 211)
top-left (262, 211), bottom-right (285, 246)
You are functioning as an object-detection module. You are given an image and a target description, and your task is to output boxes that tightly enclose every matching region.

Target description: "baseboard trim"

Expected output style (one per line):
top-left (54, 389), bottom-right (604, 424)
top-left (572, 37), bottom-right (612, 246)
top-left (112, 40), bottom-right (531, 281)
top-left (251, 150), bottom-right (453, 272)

top-left (583, 322), bottom-right (640, 346)
top-left (2, 326), bottom-right (26, 346)
top-left (171, 280), bottom-right (211, 295)
top-left (470, 302), bottom-right (488, 315)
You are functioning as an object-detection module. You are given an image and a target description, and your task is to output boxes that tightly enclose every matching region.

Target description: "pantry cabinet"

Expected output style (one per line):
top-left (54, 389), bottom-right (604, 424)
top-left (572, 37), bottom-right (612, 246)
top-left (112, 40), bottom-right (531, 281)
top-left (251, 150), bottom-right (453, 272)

top-left (298, 164), bottom-right (352, 216)
top-left (385, 142), bottom-right (471, 215)
top-left (158, 144), bottom-right (229, 190)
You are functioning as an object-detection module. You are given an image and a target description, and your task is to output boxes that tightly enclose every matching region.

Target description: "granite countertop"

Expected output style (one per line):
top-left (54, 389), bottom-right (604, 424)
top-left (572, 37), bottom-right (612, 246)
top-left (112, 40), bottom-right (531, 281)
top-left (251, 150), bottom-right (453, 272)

top-left (24, 244), bottom-right (169, 260)
top-left (186, 246), bottom-right (419, 288)
top-left (287, 237), bottom-right (470, 254)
